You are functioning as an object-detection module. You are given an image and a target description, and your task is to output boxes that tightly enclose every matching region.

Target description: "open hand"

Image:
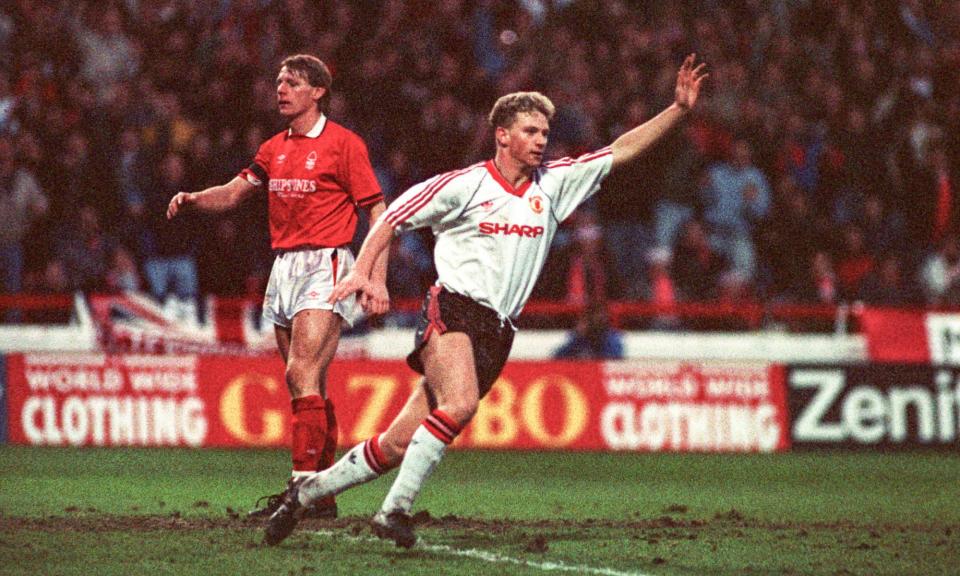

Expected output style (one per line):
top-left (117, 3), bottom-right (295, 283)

top-left (166, 192), bottom-right (194, 220)
top-left (675, 54), bottom-right (708, 111)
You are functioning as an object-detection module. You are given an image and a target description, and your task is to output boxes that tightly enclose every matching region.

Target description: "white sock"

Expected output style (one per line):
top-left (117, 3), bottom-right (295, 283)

top-left (379, 425), bottom-right (447, 514)
top-left (298, 438), bottom-right (386, 506)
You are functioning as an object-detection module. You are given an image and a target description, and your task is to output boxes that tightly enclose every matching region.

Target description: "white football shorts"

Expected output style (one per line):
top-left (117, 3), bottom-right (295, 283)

top-left (262, 247), bottom-right (362, 328)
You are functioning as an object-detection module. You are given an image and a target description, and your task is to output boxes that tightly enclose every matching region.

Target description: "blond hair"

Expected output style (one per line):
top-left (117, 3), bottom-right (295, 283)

top-left (488, 91), bottom-right (555, 129)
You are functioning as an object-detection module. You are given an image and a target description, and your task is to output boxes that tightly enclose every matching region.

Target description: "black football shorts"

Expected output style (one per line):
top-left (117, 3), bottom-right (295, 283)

top-left (407, 286), bottom-right (515, 398)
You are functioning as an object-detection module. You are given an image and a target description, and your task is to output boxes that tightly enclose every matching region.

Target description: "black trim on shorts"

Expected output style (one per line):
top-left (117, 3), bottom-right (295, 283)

top-left (406, 287), bottom-right (515, 398)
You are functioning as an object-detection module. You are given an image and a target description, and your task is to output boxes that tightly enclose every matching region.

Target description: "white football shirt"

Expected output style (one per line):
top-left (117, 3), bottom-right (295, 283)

top-left (383, 147), bottom-right (613, 321)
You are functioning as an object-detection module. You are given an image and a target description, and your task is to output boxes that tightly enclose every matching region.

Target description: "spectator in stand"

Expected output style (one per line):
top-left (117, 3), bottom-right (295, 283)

top-left (673, 218), bottom-right (727, 303)
top-left (792, 250), bottom-right (839, 306)
top-left (387, 232), bottom-right (435, 299)
top-left (858, 253), bottom-right (920, 307)
top-left (773, 113), bottom-right (823, 196)
top-left (714, 270), bottom-right (759, 331)
top-left (146, 151), bottom-right (200, 319)
top-left (643, 246), bottom-right (680, 330)
top-left (829, 106), bottom-right (891, 226)
top-left (833, 224), bottom-right (875, 301)
top-left (652, 125), bottom-right (705, 251)
top-left (0, 136), bottom-right (47, 295)
top-left (857, 193), bottom-right (907, 260)
top-left (920, 233), bottom-right (960, 306)
top-left (597, 98), bottom-right (659, 299)
top-left (22, 257), bottom-right (74, 324)
top-left (116, 127), bottom-right (150, 217)
top-left (897, 118), bottom-right (949, 250)
top-left (104, 245), bottom-right (142, 294)
top-left (69, 3), bottom-right (140, 103)
top-left (198, 219), bottom-right (258, 297)
top-left (554, 303), bottom-right (624, 359)
top-left (564, 210), bottom-right (609, 307)
top-left (701, 139), bottom-right (771, 280)
top-left (757, 176), bottom-right (827, 299)
top-left (57, 205), bottom-right (116, 293)
top-left (51, 131), bottom-right (98, 222)
top-left (926, 145), bottom-right (958, 249)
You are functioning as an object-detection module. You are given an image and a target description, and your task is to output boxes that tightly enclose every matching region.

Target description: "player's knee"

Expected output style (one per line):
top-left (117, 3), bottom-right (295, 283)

top-left (285, 361), bottom-right (318, 397)
top-left (440, 396), bottom-right (478, 426)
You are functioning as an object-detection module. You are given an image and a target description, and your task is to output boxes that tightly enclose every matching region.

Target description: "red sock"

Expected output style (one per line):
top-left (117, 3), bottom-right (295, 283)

top-left (315, 398), bottom-right (338, 509)
top-left (320, 399), bottom-right (338, 470)
top-left (291, 395), bottom-right (326, 473)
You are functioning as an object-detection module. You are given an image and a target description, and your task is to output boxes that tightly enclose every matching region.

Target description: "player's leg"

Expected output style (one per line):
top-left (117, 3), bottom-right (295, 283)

top-left (264, 377), bottom-right (434, 546)
top-left (285, 308), bottom-right (340, 475)
top-left (246, 323), bottom-right (292, 518)
top-left (294, 380), bottom-right (431, 505)
top-left (276, 318), bottom-right (341, 481)
top-left (250, 312), bottom-right (340, 519)
top-left (371, 331), bottom-right (478, 548)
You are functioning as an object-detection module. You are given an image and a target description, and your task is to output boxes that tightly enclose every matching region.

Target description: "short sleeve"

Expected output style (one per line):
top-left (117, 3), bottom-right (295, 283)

top-left (541, 147), bottom-right (613, 222)
top-left (340, 133), bottom-right (383, 208)
top-left (383, 166), bottom-right (476, 232)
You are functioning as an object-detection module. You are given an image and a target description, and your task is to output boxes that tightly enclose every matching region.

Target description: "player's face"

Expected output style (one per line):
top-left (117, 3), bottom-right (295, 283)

top-left (275, 67), bottom-right (324, 118)
top-left (503, 111), bottom-right (549, 169)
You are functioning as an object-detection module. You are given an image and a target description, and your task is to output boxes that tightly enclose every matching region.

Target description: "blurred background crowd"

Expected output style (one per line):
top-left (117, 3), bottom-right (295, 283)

top-left (2, 0), bottom-right (960, 321)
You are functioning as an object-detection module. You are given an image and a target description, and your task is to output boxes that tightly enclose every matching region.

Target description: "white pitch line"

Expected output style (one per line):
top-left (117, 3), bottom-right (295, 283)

top-left (309, 529), bottom-right (652, 576)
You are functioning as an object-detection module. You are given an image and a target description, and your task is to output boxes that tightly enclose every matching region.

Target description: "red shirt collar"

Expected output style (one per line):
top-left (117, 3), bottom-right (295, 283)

top-left (485, 160), bottom-right (533, 197)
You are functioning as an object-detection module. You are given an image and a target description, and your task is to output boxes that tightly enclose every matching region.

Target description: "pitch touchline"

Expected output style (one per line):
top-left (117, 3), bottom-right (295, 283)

top-left (309, 529), bottom-right (652, 576)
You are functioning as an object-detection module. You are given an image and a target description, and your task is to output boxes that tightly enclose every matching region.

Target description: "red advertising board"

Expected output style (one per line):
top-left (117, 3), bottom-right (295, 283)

top-left (859, 308), bottom-right (931, 363)
top-left (5, 354), bottom-right (790, 452)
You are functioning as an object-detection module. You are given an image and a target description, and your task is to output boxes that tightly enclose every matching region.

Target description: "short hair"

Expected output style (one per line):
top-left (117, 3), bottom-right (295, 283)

top-left (280, 54), bottom-right (333, 113)
top-left (487, 91), bottom-right (555, 129)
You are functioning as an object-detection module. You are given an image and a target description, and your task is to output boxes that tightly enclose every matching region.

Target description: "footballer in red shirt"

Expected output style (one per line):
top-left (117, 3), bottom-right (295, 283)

top-left (167, 54), bottom-right (388, 519)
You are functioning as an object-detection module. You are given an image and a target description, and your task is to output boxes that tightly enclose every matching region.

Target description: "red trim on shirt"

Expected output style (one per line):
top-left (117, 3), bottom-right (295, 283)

top-left (544, 146), bottom-right (612, 169)
top-left (386, 164), bottom-right (479, 226)
top-left (331, 249), bottom-right (339, 286)
top-left (485, 160), bottom-right (532, 197)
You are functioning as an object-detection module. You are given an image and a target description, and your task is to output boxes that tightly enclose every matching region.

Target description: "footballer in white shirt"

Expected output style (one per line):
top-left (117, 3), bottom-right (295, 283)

top-left (264, 54), bottom-right (708, 548)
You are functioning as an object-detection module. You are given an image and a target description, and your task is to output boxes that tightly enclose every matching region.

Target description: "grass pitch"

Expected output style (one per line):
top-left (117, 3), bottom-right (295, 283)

top-left (1, 446), bottom-right (958, 575)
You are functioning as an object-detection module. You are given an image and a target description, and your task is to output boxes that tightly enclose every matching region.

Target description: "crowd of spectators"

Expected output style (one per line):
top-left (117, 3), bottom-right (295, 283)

top-left (2, 0), bottom-right (960, 325)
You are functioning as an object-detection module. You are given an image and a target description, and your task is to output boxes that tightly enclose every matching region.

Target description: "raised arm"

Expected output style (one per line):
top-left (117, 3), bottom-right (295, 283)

top-left (610, 54), bottom-right (708, 172)
top-left (166, 176), bottom-right (258, 220)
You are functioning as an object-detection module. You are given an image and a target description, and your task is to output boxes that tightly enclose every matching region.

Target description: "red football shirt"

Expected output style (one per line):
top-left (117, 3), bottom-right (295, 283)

top-left (239, 116), bottom-right (383, 250)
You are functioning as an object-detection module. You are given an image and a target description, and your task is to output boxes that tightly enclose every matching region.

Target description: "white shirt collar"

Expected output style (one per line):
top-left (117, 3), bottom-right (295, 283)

top-left (288, 114), bottom-right (327, 138)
